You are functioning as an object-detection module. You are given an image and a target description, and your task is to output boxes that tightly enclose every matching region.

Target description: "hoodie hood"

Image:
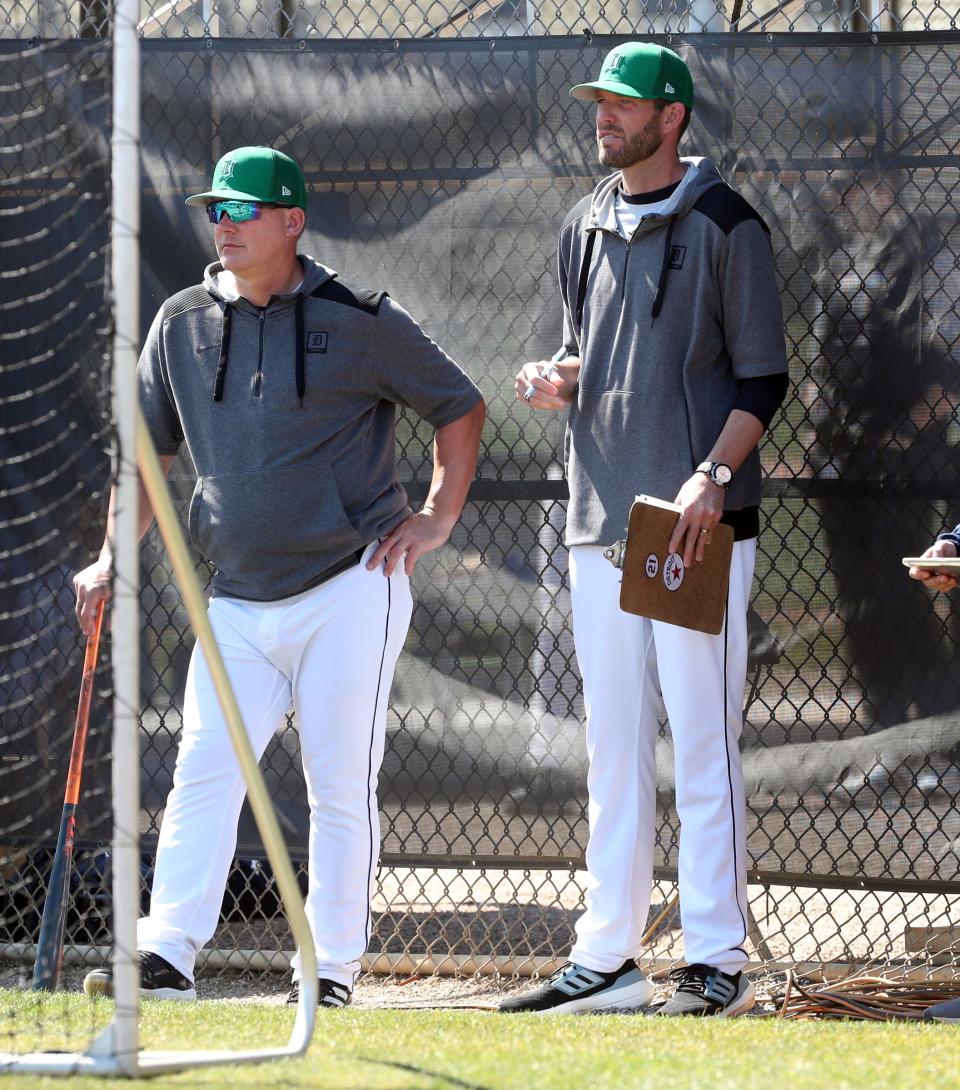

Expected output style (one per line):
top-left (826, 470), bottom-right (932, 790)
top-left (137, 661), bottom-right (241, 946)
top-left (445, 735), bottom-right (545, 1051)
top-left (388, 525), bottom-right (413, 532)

top-left (589, 156), bottom-right (726, 237)
top-left (202, 253), bottom-right (336, 307)
top-left (579, 158), bottom-right (727, 325)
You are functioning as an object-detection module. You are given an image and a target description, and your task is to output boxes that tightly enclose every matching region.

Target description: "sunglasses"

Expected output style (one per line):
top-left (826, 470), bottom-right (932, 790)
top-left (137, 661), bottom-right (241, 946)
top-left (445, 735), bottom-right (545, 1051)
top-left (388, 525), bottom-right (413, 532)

top-left (205, 199), bottom-right (283, 224)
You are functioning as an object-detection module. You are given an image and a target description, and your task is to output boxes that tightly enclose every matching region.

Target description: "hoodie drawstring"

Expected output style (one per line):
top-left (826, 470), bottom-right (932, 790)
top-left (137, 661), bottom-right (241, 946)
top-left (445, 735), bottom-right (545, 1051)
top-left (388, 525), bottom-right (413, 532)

top-left (212, 304), bottom-right (232, 401)
top-left (211, 295), bottom-right (307, 403)
top-left (575, 230), bottom-right (597, 332)
top-left (651, 215), bottom-right (677, 324)
top-left (295, 293), bottom-right (305, 403)
top-left (577, 214), bottom-right (677, 335)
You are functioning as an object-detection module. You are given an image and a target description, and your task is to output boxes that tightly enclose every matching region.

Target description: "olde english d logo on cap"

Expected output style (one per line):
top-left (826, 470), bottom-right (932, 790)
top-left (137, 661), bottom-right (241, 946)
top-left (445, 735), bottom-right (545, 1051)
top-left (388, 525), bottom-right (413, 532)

top-left (219, 159), bottom-right (235, 180)
top-left (604, 49), bottom-right (626, 78)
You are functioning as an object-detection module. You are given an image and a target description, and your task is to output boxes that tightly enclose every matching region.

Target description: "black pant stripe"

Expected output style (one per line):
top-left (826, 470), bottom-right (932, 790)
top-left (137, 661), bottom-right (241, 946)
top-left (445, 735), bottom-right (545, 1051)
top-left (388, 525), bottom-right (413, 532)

top-left (722, 577), bottom-right (749, 957)
top-left (362, 575), bottom-right (393, 953)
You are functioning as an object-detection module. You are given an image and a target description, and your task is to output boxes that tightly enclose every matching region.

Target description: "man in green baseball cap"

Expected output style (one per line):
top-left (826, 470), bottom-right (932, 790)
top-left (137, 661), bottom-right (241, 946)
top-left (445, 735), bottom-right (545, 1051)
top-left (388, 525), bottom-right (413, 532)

top-left (570, 42), bottom-right (693, 175)
top-left (504, 41), bottom-right (788, 1020)
top-left (75, 142), bottom-right (485, 1011)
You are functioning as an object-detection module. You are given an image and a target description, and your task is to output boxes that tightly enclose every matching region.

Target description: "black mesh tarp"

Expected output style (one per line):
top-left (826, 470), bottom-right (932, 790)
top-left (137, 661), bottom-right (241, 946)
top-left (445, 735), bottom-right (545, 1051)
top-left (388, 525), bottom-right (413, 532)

top-left (1, 38), bottom-right (114, 951)
top-left (8, 34), bottom-right (960, 901)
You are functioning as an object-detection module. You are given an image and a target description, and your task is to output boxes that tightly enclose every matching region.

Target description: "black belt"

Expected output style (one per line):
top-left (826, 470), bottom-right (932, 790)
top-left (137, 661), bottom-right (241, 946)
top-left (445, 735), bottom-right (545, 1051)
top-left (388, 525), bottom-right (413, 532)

top-left (303, 547), bottom-right (365, 593)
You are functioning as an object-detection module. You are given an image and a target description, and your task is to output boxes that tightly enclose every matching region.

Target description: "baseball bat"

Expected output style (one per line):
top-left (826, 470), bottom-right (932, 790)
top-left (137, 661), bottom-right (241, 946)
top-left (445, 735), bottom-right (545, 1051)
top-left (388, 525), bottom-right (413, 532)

top-left (32, 600), bottom-right (105, 992)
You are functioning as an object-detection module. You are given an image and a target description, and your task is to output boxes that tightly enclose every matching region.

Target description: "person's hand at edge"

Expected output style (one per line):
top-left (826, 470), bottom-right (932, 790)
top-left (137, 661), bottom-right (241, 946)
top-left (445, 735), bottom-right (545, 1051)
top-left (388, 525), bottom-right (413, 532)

top-left (909, 539), bottom-right (958, 593)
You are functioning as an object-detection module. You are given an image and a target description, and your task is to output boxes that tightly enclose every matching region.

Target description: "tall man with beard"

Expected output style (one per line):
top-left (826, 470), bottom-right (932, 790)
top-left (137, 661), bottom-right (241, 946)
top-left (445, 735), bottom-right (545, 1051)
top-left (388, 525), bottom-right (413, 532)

top-left (501, 44), bottom-right (788, 1017)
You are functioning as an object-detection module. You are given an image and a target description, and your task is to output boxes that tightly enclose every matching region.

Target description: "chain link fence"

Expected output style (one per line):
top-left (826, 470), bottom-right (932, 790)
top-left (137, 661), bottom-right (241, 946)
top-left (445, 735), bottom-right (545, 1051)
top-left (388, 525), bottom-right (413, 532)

top-left (3, 0), bottom-right (960, 1013)
top-left (0, 32), bottom-right (116, 1056)
top-left (4, 0), bottom-right (959, 40)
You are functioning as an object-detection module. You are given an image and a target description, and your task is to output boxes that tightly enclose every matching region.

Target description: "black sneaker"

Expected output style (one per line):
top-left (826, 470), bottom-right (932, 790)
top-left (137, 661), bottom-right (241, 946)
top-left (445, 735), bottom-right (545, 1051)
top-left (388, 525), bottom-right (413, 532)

top-left (83, 951), bottom-right (196, 1001)
top-left (499, 961), bottom-right (655, 1015)
top-left (655, 963), bottom-right (754, 1017)
top-left (923, 996), bottom-right (960, 1023)
top-left (286, 978), bottom-right (352, 1008)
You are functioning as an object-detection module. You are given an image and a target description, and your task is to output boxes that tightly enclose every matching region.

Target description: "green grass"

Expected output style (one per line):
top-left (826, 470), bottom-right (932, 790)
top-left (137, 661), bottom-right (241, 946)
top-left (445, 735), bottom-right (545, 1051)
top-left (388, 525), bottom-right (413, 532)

top-left (3, 991), bottom-right (960, 1089)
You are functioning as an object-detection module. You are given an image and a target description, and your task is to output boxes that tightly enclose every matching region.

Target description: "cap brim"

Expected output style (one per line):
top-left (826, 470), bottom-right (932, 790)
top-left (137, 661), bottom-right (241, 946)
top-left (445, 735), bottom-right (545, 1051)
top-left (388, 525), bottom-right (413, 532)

top-left (570, 79), bottom-right (652, 101)
top-left (184, 186), bottom-right (277, 207)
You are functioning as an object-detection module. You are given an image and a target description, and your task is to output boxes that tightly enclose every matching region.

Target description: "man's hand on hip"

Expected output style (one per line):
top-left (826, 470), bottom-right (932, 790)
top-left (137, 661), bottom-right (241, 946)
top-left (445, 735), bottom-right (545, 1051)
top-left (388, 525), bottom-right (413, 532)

top-left (368, 509), bottom-right (456, 577)
top-left (369, 398), bottom-right (484, 577)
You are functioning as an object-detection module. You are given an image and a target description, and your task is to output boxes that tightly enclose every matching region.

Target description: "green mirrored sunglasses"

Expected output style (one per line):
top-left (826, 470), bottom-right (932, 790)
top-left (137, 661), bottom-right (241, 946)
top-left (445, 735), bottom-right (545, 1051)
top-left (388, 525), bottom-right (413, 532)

top-left (205, 199), bottom-right (282, 224)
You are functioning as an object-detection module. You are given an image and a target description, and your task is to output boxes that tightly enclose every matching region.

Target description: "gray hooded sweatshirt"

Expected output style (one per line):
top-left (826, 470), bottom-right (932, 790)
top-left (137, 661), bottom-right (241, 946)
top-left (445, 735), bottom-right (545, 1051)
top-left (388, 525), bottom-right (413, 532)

top-left (138, 256), bottom-right (482, 601)
top-left (557, 156), bottom-right (788, 546)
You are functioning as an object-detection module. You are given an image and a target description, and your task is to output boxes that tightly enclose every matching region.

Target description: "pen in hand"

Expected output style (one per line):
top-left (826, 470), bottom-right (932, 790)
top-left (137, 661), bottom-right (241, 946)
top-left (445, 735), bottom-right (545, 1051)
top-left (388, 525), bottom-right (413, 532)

top-left (523, 361), bottom-right (562, 401)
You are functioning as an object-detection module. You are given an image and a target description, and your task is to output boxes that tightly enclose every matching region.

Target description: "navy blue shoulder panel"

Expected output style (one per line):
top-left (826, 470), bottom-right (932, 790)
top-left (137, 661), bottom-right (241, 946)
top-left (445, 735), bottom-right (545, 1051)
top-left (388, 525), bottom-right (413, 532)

top-left (561, 193), bottom-right (594, 233)
top-left (162, 284), bottom-right (216, 319)
top-left (692, 184), bottom-right (770, 237)
top-left (310, 276), bottom-right (386, 315)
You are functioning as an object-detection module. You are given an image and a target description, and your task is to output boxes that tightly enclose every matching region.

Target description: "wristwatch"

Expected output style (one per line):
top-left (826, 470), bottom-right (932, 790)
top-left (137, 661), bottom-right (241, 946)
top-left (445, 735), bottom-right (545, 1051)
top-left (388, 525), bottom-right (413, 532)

top-left (696, 460), bottom-right (732, 490)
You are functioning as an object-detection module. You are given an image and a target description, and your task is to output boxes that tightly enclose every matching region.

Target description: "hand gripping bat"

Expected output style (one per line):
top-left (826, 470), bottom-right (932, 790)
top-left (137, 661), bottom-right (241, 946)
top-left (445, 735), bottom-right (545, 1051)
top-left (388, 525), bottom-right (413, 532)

top-left (32, 600), bottom-right (105, 991)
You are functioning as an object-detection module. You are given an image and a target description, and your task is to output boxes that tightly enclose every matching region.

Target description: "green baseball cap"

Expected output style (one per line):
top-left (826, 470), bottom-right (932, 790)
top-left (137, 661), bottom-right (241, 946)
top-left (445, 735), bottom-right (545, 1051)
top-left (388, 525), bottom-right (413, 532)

top-left (185, 146), bottom-right (307, 209)
top-left (570, 42), bottom-right (693, 110)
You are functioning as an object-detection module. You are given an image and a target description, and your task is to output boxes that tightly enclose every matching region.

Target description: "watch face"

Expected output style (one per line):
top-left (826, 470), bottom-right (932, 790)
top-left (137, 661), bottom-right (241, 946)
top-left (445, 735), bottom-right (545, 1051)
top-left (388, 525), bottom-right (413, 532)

top-left (713, 463), bottom-right (732, 486)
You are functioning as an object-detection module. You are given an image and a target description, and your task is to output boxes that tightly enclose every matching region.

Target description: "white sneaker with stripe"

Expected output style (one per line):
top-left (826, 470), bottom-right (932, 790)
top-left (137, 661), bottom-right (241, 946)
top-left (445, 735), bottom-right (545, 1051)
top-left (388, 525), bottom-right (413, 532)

top-left (499, 960), bottom-right (655, 1015)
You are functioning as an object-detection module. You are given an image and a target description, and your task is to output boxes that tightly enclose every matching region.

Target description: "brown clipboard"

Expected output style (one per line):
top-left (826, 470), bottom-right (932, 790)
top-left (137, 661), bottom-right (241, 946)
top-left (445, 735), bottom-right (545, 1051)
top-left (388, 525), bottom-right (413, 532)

top-left (615, 495), bottom-right (734, 635)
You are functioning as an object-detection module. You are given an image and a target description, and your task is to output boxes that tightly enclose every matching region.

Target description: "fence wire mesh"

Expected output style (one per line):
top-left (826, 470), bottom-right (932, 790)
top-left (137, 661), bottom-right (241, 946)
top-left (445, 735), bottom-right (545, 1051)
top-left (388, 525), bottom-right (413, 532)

top-left (0, 31), bottom-right (115, 1046)
top-left (3, 0), bottom-right (960, 1025)
top-left (4, 0), bottom-right (959, 40)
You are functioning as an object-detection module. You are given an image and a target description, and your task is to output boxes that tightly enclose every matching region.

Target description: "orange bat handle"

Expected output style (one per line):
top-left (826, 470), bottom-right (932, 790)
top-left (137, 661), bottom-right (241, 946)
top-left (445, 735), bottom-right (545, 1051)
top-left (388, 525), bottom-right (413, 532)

top-left (64, 599), bottom-right (104, 806)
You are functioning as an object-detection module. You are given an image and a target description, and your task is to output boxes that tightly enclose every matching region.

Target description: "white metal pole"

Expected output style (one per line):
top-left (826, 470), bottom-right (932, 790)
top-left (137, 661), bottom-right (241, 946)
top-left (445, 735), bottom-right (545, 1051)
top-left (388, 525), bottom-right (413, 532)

top-left (134, 410), bottom-right (318, 1065)
top-left (109, 0), bottom-right (141, 1073)
top-left (874, 0), bottom-right (896, 31)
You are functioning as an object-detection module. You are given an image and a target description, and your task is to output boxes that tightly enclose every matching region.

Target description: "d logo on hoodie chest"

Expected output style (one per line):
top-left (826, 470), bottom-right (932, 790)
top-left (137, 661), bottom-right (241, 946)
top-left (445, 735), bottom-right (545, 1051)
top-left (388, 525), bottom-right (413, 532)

top-left (667, 245), bottom-right (686, 270)
top-left (306, 331), bottom-right (328, 353)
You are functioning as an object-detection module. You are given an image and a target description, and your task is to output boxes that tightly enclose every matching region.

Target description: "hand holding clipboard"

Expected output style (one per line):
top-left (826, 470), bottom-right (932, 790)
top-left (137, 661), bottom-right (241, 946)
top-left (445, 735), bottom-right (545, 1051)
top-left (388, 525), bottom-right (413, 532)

top-left (603, 496), bottom-right (734, 635)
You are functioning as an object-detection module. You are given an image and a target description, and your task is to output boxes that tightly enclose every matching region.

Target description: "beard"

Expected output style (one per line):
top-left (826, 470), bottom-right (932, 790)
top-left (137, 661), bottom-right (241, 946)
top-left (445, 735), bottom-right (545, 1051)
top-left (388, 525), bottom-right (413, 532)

top-left (597, 114), bottom-right (663, 169)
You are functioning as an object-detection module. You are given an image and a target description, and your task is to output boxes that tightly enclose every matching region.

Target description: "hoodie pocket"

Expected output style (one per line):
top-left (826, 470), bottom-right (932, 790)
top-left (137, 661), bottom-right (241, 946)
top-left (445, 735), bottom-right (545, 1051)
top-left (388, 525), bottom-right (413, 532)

top-left (186, 459), bottom-right (365, 587)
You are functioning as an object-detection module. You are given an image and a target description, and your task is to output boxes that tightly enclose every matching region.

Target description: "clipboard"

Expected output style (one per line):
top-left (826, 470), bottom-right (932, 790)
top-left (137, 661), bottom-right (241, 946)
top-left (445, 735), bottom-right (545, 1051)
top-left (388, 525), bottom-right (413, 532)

top-left (902, 557), bottom-right (960, 570)
top-left (605, 495), bottom-right (734, 635)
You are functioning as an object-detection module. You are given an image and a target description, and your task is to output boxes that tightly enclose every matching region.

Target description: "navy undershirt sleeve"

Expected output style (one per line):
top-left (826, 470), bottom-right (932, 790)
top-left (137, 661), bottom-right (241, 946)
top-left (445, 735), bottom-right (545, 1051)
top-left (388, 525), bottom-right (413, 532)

top-left (733, 372), bottom-right (789, 430)
top-left (936, 524), bottom-right (960, 550)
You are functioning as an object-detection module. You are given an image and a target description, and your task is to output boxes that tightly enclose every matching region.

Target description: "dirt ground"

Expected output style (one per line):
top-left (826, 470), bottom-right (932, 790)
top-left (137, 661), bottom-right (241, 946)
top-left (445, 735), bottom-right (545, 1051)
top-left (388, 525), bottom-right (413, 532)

top-left (3, 963), bottom-right (784, 1013)
top-left (5, 868), bottom-right (960, 1014)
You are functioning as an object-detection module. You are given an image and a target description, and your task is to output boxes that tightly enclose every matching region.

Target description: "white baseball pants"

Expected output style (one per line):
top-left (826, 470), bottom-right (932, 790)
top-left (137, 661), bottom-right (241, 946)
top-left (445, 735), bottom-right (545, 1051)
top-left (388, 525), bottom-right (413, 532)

top-left (137, 543), bottom-right (412, 988)
top-left (567, 539), bottom-right (756, 976)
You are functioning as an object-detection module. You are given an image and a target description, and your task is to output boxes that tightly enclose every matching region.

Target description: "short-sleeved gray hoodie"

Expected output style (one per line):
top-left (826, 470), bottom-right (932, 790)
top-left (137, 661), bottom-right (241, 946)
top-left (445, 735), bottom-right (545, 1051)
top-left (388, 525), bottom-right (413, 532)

top-left (138, 255), bottom-right (483, 601)
top-left (557, 157), bottom-right (788, 546)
